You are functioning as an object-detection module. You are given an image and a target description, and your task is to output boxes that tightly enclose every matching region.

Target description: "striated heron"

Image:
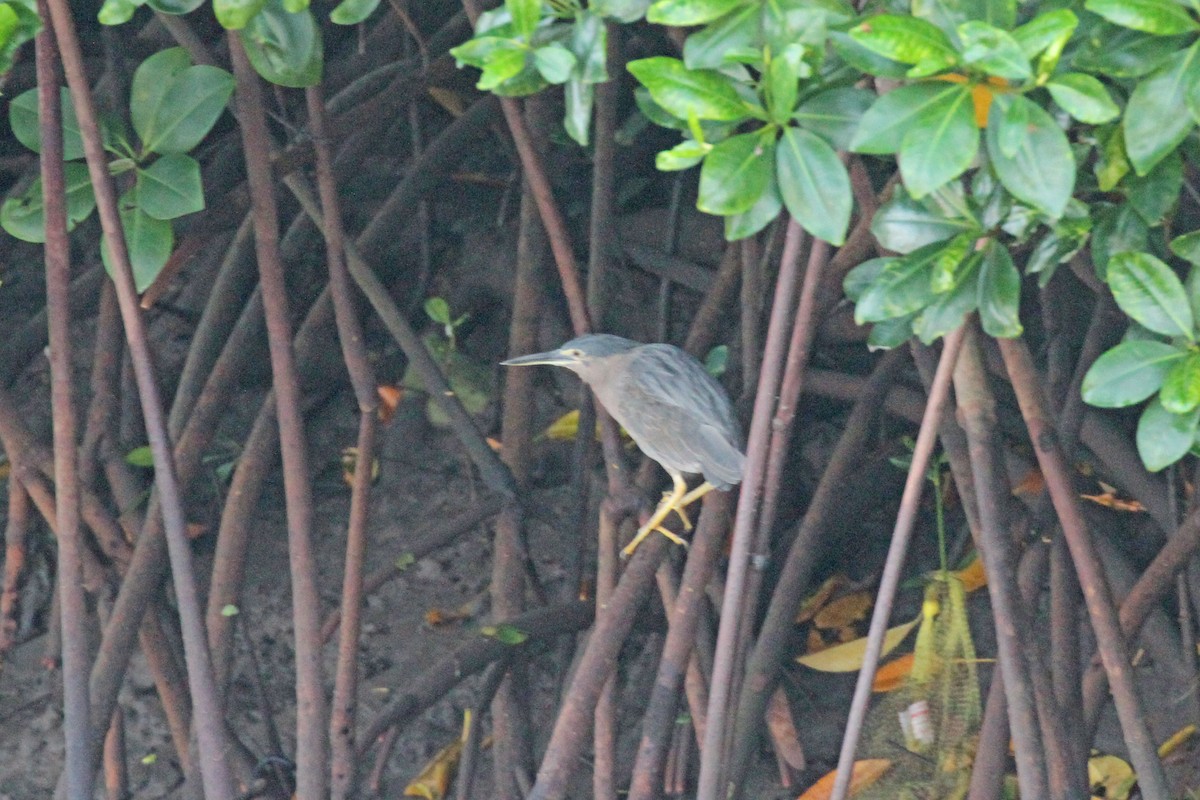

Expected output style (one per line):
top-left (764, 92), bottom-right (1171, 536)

top-left (502, 334), bottom-right (745, 556)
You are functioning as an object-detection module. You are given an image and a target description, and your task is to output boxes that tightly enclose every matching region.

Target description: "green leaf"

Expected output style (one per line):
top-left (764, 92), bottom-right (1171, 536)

top-left (851, 82), bottom-right (964, 155)
top-left (704, 344), bottom-right (729, 377)
top-left (1084, 0), bottom-right (1199, 36)
top-left (829, 30), bottom-right (909, 78)
top-left (1137, 398), bottom-right (1200, 472)
top-left (681, 3), bottom-right (759, 69)
top-left (957, 21), bottom-right (1030, 80)
top-left (647, 0), bottom-right (746, 26)
top-left (1011, 9), bottom-right (1077, 59)
top-left (132, 50), bottom-right (235, 154)
top-left (136, 154), bottom-right (204, 220)
top-left (424, 297), bottom-right (452, 325)
top-left (776, 126), bottom-right (851, 245)
top-left (898, 84), bottom-right (977, 198)
top-left (844, 257), bottom-right (896, 302)
top-left (913, 252), bottom-right (980, 344)
top-left (564, 76), bottom-right (593, 146)
top-left (533, 43), bottom-right (576, 84)
top-left (1126, 150), bottom-right (1182, 224)
top-left (1074, 26), bottom-right (1188, 78)
top-left (656, 138), bottom-right (710, 171)
top-left (1170, 230), bottom-right (1200, 265)
top-left (762, 0), bottom-right (842, 55)
top-left (1094, 125), bottom-right (1130, 191)
top-left (101, 201), bottom-right (174, 293)
top-left (1046, 73), bottom-right (1119, 124)
top-left (698, 130), bottom-right (773, 216)
top-left (9, 86), bottom-right (85, 161)
top-left (476, 43), bottom-right (530, 92)
top-left (1107, 251), bottom-right (1194, 340)
top-left (854, 241), bottom-right (947, 323)
top-left (146, 0), bottom-right (205, 12)
top-left (766, 46), bottom-right (803, 124)
top-left (1160, 351), bottom-right (1200, 413)
top-left (929, 232), bottom-right (973, 294)
top-left (480, 622), bottom-right (530, 644)
top-left (793, 87), bottom-right (873, 150)
top-left (99, 0), bottom-right (142, 25)
top-left (1091, 203), bottom-right (1149, 280)
top-left (507, 0), bottom-right (541, 39)
top-left (592, 0), bottom-right (651, 22)
top-left (627, 57), bottom-right (751, 122)
top-left (330, 0), bottom-right (380, 25)
top-left (238, 0), bottom-right (323, 88)
top-left (868, 314), bottom-right (916, 350)
top-left (724, 172), bottom-right (782, 240)
top-left (870, 189), bottom-right (978, 254)
top-left (0, 163), bottom-right (96, 243)
top-left (985, 95), bottom-right (1074, 218)
top-left (570, 11), bottom-right (607, 84)
top-left (125, 445), bottom-right (154, 467)
top-left (214, 0), bottom-right (266, 28)
top-left (849, 14), bottom-right (957, 71)
top-left (1082, 340), bottom-right (1187, 407)
top-left (1124, 43), bottom-right (1200, 175)
top-left (978, 240), bottom-right (1022, 338)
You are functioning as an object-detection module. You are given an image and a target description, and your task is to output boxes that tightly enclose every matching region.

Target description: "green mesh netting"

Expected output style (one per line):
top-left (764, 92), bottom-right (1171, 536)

top-left (857, 574), bottom-right (982, 800)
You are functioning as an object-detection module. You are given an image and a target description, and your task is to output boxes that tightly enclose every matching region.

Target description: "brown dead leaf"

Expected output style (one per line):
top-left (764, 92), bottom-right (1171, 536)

top-left (797, 759), bottom-right (892, 800)
top-left (1012, 468), bottom-right (1045, 497)
top-left (812, 592), bottom-right (872, 631)
top-left (806, 628), bottom-right (828, 655)
top-left (377, 384), bottom-right (404, 424)
top-left (1080, 487), bottom-right (1145, 513)
top-left (767, 688), bottom-right (806, 772)
top-left (954, 556), bottom-right (988, 593)
top-left (186, 523), bottom-right (207, 540)
top-left (404, 737), bottom-right (463, 799)
top-left (872, 653), bottom-right (915, 693)
top-left (796, 575), bottom-right (848, 624)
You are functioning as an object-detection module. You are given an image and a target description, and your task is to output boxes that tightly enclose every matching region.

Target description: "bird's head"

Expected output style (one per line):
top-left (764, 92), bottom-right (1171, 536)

top-left (501, 334), bottom-right (639, 382)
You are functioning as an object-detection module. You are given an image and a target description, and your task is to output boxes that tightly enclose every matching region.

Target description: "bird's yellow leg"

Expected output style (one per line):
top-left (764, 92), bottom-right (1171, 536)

top-left (623, 473), bottom-right (688, 558)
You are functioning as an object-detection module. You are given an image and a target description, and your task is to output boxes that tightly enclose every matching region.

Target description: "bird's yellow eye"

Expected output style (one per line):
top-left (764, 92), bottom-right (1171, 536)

top-left (564, 349), bottom-right (583, 357)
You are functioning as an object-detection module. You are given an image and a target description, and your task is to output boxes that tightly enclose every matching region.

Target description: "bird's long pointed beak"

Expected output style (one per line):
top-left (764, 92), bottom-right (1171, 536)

top-left (501, 349), bottom-right (573, 367)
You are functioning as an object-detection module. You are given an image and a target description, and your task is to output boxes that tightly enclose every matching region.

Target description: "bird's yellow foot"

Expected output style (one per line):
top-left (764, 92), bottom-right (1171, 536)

top-left (621, 522), bottom-right (689, 559)
top-left (660, 491), bottom-right (694, 530)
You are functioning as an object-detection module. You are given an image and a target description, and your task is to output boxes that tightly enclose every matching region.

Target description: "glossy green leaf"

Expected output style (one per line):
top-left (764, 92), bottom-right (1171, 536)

top-left (958, 21), bottom-right (1030, 80)
top-left (762, 0), bottom-right (840, 55)
top-left (776, 126), bottom-right (851, 245)
top-left (697, 131), bottom-right (772, 216)
top-left (854, 241), bottom-right (947, 323)
top-left (1127, 150), bottom-right (1182, 224)
top-left (868, 314), bottom-right (916, 350)
top-left (793, 87), bottom-right (873, 150)
top-left (507, 0), bottom-right (540, 39)
top-left (1082, 340), bottom-right (1187, 407)
top-left (591, 0), bottom-right (651, 22)
top-left (533, 43), bottom-right (576, 84)
top-left (1074, 26), bottom-right (1188, 78)
top-left (1084, 0), bottom-right (1198, 36)
top-left (724, 170), bottom-right (782, 240)
top-left (131, 49), bottom-right (235, 154)
top-left (147, 0), bottom-right (205, 12)
top-left (978, 240), bottom-right (1022, 338)
top-left (1137, 398), bottom-right (1200, 472)
top-left (929, 233), bottom-right (973, 294)
top-left (844, 257), bottom-right (896, 302)
top-left (870, 189), bottom-right (978, 254)
top-left (985, 95), bottom-right (1074, 218)
top-left (627, 57), bottom-right (751, 122)
top-left (1125, 43), bottom-right (1200, 175)
top-left (0, 163), bottom-right (96, 244)
top-left (1170, 230), bottom-right (1200, 265)
top-left (9, 86), bottom-right (84, 161)
top-left (238, 0), bottom-right (323, 88)
top-left (480, 623), bottom-right (530, 644)
top-left (1094, 125), bottom-right (1130, 191)
top-left (1091, 204), bottom-right (1149, 281)
top-left (656, 138), bottom-right (710, 171)
top-left (214, 0), bottom-right (266, 28)
top-left (330, 0), bottom-right (380, 25)
top-left (898, 84), bottom-right (977, 198)
top-left (564, 76), bottom-right (594, 146)
top-left (913, 253), bottom-right (980, 344)
top-left (570, 11), bottom-right (607, 84)
top-left (829, 30), bottom-right (909, 78)
top-left (647, 0), bottom-right (746, 26)
top-left (1046, 73), bottom-right (1119, 124)
top-left (99, 0), bottom-right (142, 25)
top-left (1107, 251), bottom-right (1194, 340)
top-left (1012, 9), bottom-right (1077, 59)
top-left (125, 445), bottom-right (154, 467)
top-left (1160, 351), bottom-right (1200, 413)
top-left (766, 46), bottom-right (804, 124)
top-left (136, 154), bottom-right (203, 220)
top-left (101, 200), bottom-right (174, 293)
top-left (849, 14), bottom-right (957, 71)
top-left (681, 3), bottom-right (759, 69)
top-left (851, 82), bottom-right (964, 155)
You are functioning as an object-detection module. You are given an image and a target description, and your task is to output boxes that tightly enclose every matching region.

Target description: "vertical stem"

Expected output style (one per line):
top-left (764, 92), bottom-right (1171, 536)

top-left (827, 324), bottom-right (967, 800)
top-left (44, 2), bottom-right (234, 796)
top-left (35, 12), bottom-right (91, 796)
top-left (998, 337), bottom-right (1169, 800)
top-left (229, 37), bottom-right (327, 799)
top-left (696, 219), bottom-right (805, 800)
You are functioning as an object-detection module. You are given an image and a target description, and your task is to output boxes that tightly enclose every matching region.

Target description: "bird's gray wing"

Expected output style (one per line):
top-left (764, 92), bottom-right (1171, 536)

top-left (616, 346), bottom-right (745, 488)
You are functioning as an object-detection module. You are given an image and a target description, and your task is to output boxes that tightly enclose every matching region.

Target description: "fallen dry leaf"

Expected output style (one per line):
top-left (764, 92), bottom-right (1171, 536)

top-left (872, 653), bottom-right (915, 693)
top-left (767, 688), bottom-right (806, 772)
top-left (812, 592), bottom-right (872, 631)
top-left (1158, 723), bottom-right (1196, 758)
top-left (797, 759), bottom-right (892, 800)
top-left (796, 616), bottom-right (920, 672)
top-left (1087, 753), bottom-right (1134, 800)
top-left (376, 384), bottom-right (404, 424)
top-left (796, 575), bottom-right (848, 624)
top-left (404, 737), bottom-right (463, 799)
top-left (954, 556), bottom-right (988, 593)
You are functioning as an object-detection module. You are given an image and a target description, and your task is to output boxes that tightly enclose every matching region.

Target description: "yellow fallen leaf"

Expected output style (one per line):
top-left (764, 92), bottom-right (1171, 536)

top-left (1087, 753), bottom-right (1134, 800)
top-left (954, 556), bottom-right (988, 593)
top-left (1158, 723), bottom-right (1196, 758)
top-left (812, 592), bottom-right (872, 631)
top-left (796, 759), bottom-right (892, 800)
top-left (796, 616), bottom-right (920, 672)
top-left (872, 653), bottom-right (915, 693)
top-left (796, 575), bottom-right (848, 624)
top-left (404, 737), bottom-right (463, 799)
top-left (543, 409), bottom-right (583, 441)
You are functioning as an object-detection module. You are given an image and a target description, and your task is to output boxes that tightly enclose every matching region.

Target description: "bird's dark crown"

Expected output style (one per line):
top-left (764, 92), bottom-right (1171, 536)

top-left (556, 334), bottom-right (640, 360)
